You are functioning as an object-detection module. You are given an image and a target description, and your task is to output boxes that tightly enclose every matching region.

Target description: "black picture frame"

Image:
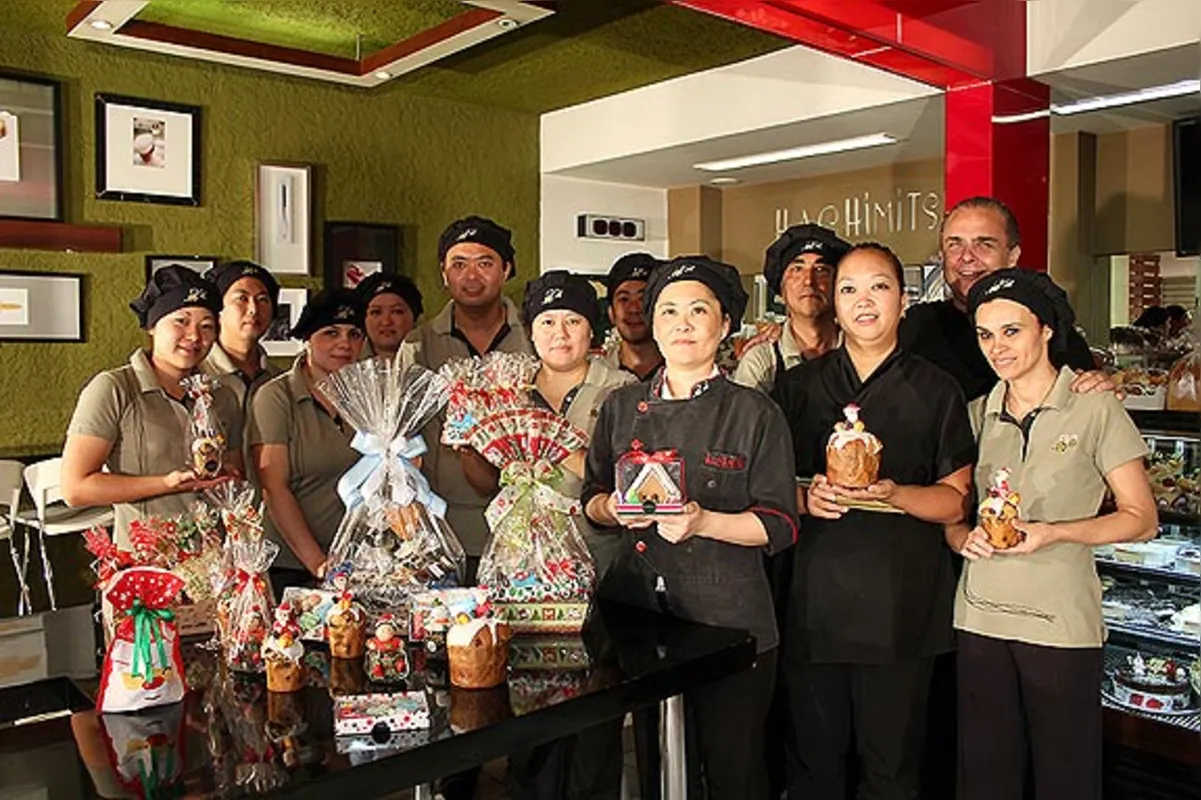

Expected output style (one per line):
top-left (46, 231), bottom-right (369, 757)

top-left (143, 254), bottom-right (220, 283)
top-left (0, 70), bottom-right (64, 221)
top-left (0, 270), bottom-right (84, 342)
top-left (323, 221), bottom-right (401, 290)
top-left (95, 93), bottom-right (202, 206)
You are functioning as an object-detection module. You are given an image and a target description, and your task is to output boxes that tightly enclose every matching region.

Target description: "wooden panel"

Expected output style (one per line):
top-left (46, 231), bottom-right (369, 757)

top-left (0, 220), bottom-right (123, 253)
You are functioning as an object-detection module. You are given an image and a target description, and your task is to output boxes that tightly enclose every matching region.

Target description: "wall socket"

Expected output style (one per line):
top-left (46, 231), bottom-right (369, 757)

top-left (576, 214), bottom-right (646, 241)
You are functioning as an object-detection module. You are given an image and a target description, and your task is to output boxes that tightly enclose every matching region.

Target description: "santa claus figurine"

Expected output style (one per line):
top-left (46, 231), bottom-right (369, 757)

top-left (365, 614), bottom-right (409, 683)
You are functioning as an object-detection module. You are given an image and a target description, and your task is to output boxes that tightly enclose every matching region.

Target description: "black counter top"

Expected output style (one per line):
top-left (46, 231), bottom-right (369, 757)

top-left (0, 601), bottom-right (756, 798)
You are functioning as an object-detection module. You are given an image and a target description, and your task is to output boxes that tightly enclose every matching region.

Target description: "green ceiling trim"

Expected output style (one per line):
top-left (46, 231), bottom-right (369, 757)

top-left (137, 0), bottom-right (467, 59)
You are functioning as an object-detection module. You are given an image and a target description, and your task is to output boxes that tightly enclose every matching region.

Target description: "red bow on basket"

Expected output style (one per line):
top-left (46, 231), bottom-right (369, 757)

top-left (624, 448), bottom-right (680, 465)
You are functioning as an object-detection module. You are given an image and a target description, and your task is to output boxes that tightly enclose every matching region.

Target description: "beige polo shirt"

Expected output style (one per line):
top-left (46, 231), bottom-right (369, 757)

top-left (200, 343), bottom-right (281, 464)
top-left (399, 297), bottom-right (533, 556)
top-left (539, 357), bottom-right (637, 576)
top-left (954, 366), bottom-right (1149, 648)
top-left (248, 356), bottom-right (359, 571)
top-left (732, 322), bottom-right (806, 393)
top-left (66, 350), bottom-right (243, 548)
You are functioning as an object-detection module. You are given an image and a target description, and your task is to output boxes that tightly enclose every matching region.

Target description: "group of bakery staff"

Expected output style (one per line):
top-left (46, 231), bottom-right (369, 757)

top-left (58, 196), bottom-right (1158, 800)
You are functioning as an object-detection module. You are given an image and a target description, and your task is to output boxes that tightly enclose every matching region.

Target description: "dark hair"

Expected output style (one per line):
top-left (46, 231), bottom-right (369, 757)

top-left (1133, 306), bottom-right (1170, 329)
top-left (941, 196), bottom-right (1022, 249)
top-left (1166, 304), bottom-right (1189, 321)
top-left (834, 242), bottom-right (906, 286)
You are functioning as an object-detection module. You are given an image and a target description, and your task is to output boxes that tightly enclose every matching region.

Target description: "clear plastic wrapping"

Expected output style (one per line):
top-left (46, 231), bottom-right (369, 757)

top-left (181, 374), bottom-right (227, 479)
top-left (438, 352), bottom-right (539, 445)
top-left (320, 359), bottom-right (465, 609)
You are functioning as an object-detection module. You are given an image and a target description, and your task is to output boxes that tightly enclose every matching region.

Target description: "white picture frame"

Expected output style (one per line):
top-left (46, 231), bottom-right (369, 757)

top-left (95, 94), bottom-right (200, 206)
top-left (255, 162), bottom-right (311, 275)
top-left (263, 287), bottom-right (307, 357)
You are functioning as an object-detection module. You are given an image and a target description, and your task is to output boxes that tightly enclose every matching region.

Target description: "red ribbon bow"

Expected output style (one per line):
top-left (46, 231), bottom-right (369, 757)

top-left (624, 449), bottom-right (680, 465)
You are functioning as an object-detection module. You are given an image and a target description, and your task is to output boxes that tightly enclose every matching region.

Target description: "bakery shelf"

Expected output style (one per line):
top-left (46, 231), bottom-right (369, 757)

top-left (1158, 510), bottom-right (1201, 528)
top-left (1131, 410), bottom-right (1201, 437)
top-left (1106, 619), bottom-right (1201, 650)
top-left (1102, 645), bottom-right (1200, 736)
top-left (1097, 558), bottom-right (1201, 585)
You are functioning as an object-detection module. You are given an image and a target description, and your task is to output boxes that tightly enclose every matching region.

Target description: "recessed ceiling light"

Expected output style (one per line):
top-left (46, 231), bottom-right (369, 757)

top-left (709, 177), bottom-right (740, 185)
top-left (374, 71), bottom-right (391, 80)
top-left (693, 133), bottom-right (900, 172)
top-left (1051, 79), bottom-right (1200, 115)
top-left (89, 19), bottom-right (114, 31)
top-left (498, 17), bottom-right (519, 30)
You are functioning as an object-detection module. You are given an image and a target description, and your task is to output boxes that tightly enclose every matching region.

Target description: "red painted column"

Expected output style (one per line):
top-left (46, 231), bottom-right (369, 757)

top-left (945, 77), bottom-right (1051, 270)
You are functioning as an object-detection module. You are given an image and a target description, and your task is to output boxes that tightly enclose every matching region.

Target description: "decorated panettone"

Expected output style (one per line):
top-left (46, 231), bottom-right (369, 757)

top-left (325, 571), bottom-right (367, 659)
top-left (264, 602), bottom-right (305, 693)
top-left (365, 613), bottom-right (410, 683)
top-left (825, 403), bottom-right (882, 488)
top-left (447, 618), bottom-right (512, 689)
top-left (979, 468), bottom-right (1023, 550)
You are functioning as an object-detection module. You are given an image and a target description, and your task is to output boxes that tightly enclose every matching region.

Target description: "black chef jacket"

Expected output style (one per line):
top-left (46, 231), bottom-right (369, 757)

top-left (899, 299), bottom-right (1095, 401)
top-left (774, 347), bottom-right (976, 664)
top-left (582, 372), bottom-right (798, 653)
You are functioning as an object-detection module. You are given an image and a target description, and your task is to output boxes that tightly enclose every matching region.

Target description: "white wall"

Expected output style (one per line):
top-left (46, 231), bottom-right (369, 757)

top-left (539, 175), bottom-right (668, 276)
top-left (540, 46), bottom-right (937, 175)
top-left (1028, 0), bottom-right (1201, 75)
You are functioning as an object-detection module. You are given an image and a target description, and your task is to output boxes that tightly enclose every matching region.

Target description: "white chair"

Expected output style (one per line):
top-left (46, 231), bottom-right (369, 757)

top-left (14, 457), bottom-right (113, 611)
top-left (0, 460), bottom-right (33, 615)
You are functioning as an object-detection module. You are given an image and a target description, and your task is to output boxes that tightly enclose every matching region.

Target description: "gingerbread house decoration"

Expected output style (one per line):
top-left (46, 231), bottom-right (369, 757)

top-left (622, 462), bottom-right (683, 512)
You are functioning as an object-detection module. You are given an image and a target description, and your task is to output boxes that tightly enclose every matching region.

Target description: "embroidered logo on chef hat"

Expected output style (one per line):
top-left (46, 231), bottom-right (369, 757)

top-left (184, 287), bottom-right (207, 303)
top-left (457, 228), bottom-right (478, 241)
top-left (985, 278), bottom-right (1015, 295)
top-left (241, 265), bottom-right (261, 277)
top-left (799, 240), bottom-right (825, 253)
top-left (334, 304), bottom-right (355, 320)
top-left (668, 263), bottom-right (697, 279)
top-left (630, 265), bottom-right (652, 280)
top-left (541, 287), bottom-right (564, 306)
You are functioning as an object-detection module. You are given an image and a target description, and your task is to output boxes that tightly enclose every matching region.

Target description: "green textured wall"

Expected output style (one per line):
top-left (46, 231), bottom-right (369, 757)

top-left (0, 6), bottom-right (540, 455)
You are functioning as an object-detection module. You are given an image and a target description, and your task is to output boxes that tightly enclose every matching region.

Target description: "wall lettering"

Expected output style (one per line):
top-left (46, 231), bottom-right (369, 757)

top-left (774, 189), bottom-right (943, 238)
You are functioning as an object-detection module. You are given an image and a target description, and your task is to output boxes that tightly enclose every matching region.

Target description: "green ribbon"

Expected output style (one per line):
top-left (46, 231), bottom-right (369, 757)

top-left (127, 599), bottom-right (175, 684)
top-left (136, 747), bottom-right (177, 799)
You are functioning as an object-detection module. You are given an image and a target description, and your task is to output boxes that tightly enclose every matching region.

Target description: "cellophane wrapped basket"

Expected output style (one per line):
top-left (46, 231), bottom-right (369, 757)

top-left (438, 352), bottom-right (539, 446)
top-left (180, 374), bottom-right (227, 480)
top-left (320, 358), bottom-right (466, 614)
top-left (467, 407), bottom-right (595, 633)
top-left (207, 481), bottom-right (278, 673)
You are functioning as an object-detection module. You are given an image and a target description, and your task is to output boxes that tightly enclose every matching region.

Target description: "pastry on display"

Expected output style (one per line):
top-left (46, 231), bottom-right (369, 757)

top-left (447, 618), bottom-right (512, 689)
top-left (1146, 452), bottom-right (1201, 516)
top-left (1110, 367), bottom-right (1169, 409)
top-left (264, 603), bottom-right (305, 693)
top-left (1111, 653), bottom-right (1194, 712)
top-left (979, 468), bottom-right (1022, 549)
top-left (365, 614), bottom-right (410, 683)
top-left (1173, 603), bottom-right (1200, 637)
top-left (826, 403), bottom-right (882, 488)
top-left (1166, 348), bottom-right (1200, 412)
top-left (325, 577), bottom-right (367, 659)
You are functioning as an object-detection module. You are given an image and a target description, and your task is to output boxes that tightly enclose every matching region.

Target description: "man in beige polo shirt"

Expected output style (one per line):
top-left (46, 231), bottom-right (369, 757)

top-left (200, 260), bottom-right (282, 412)
top-left (401, 215), bottom-right (532, 578)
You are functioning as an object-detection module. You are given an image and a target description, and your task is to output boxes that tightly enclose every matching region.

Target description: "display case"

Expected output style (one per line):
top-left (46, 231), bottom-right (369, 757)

top-left (1096, 410), bottom-right (1200, 762)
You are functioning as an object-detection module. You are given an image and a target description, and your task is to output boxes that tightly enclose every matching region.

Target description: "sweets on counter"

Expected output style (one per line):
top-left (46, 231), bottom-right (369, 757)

top-left (365, 614), bottom-right (410, 683)
top-left (447, 619), bottom-right (512, 689)
top-left (264, 602), bottom-right (305, 693)
top-left (979, 468), bottom-right (1022, 550)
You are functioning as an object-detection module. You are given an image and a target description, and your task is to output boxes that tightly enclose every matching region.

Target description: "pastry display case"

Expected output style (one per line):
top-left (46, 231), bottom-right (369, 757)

top-left (1097, 410), bottom-right (1200, 760)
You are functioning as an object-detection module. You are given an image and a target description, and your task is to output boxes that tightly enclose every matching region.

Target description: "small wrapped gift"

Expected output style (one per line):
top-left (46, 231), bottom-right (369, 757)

top-left (221, 536), bottom-right (279, 673)
top-left (181, 374), bottom-right (227, 479)
top-left (279, 586), bottom-right (338, 641)
top-left (409, 586), bottom-right (492, 644)
top-left (468, 408), bottom-right (595, 632)
top-left (439, 351), bottom-right (539, 445)
top-left (321, 360), bottom-right (466, 609)
top-left (615, 447), bottom-right (685, 514)
top-left (333, 692), bottom-right (431, 736)
top-left (365, 613), bottom-right (410, 683)
top-left (98, 702), bottom-right (186, 798)
top-left (97, 567), bottom-right (187, 713)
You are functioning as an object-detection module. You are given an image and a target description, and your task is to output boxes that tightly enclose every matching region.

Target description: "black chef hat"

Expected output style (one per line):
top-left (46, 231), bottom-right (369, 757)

top-left (130, 265), bottom-right (222, 329)
top-left (522, 270), bottom-right (601, 332)
top-left (967, 268), bottom-right (1076, 359)
top-left (763, 223), bottom-right (850, 296)
top-left (207, 260), bottom-right (280, 311)
top-left (289, 288), bottom-right (364, 341)
top-left (355, 272), bottom-right (424, 319)
top-left (437, 215), bottom-right (516, 280)
top-left (607, 252), bottom-right (661, 293)
top-left (644, 255), bottom-right (749, 336)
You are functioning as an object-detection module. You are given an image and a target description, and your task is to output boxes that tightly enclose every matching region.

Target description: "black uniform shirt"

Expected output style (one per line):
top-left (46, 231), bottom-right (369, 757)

top-left (774, 346), bottom-right (976, 664)
top-left (582, 373), bottom-right (798, 653)
top-left (899, 299), bottom-right (1095, 402)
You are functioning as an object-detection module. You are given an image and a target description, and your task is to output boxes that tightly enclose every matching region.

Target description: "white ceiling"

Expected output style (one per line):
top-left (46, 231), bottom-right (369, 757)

top-left (546, 43), bottom-right (1199, 190)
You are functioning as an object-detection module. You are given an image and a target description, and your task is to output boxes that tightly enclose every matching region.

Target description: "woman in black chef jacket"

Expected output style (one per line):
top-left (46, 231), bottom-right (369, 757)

top-left (582, 256), bottom-right (798, 800)
top-left (773, 242), bottom-right (976, 800)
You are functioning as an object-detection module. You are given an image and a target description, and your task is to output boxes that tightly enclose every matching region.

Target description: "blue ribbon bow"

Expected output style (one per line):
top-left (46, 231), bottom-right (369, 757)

top-left (338, 431), bottom-right (447, 518)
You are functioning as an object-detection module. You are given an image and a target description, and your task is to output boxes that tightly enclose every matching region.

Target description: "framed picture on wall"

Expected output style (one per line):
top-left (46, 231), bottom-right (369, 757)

top-left (323, 221), bottom-right (400, 289)
top-left (255, 162), bottom-right (311, 275)
top-left (0, 270), bottom-right (83, 341)
top-left (262, 287), bottom-right (307, 357)
top-left (144, 254), bottom-right (219, 283)
top-left (0, 71), bottom-right (63, 221)
top-left (95, 93), bottom-right (201, 206)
